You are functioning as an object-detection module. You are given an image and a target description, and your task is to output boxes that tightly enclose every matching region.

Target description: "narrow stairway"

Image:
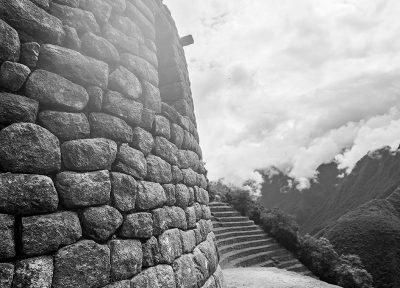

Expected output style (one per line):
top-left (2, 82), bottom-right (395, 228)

top-left (210, 202), bottom-right (314, 277)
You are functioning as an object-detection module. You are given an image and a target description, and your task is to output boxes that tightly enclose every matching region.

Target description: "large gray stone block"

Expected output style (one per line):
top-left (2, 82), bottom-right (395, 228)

top-left (153, 137), bottom-right (178, 165)
top-left (111, 172), bottom-right (137, 213)
top-left (0, 123), bottom-right (61, 174)
top-left (0, 263), bottom-right (14, 288)
top-left (0, 214), bottom-right (15, 259)
top-left (0, 174), bottom-right (58, 215)
top-left (13, 256), bottom-right (53, 288)
top-left (80, 0), bottom-right (112, 25)
top-left (38, 111), bottom-right (90, 141)
top-left (121, 53), bottom-right (158, 86)
top-left (102, 23), bottom-right (139, 54)
top-left (142, 236), bottom-right (160, 267)
top-left (56, 170), bottom-right (111, 208)
top-left (131, 127), bottom-right (154, 155)
top-left (159, 229), bottom-right (182, 264)
top-left (61, 138), bottom-right (117, 171)
top-left (81, 205), bottom-right (123, 242)
top-left (103, 90), bottom-right (143, 126)
top-left (0, 0), bottom-right (65, 45)
top-left (0, 19), bottom-right (20, 62)
top-left (173, 254), bottom-right (197, 288)
top-left (25, 70), bottom-right (89, 111)
top-left (114, 144), bottom-right (147, 179)
top-left (146, 155), bottom-right (172, 184)
top-left (109, 239), bottom-right (142, 281)
top-left (110, 15), bottom-right (143, 41)
top-left (89, 113), bottom-right (133, 143)
top-left (0, 61), bottom-right (30, 92)
top-left (0, 93), bottom-right (38, 125)
top-left (38, 44), bottom-right (108, 89)
top-left (130, 265), bottom-right (176, 288)
top-left (109, 66), bottom-right (142, 100)
top-left (22, 212), bottom-right (82, 256)
top-left (120, 212), bottom-right (153, 239)
top-left (53, 240), bottom-right (110, 288)
top-left (153, 116), bottom-right (171, 139)
top-left (137, 181), bottom-right (167, 211)
top-left (81, 32), bottom-right (120, 64)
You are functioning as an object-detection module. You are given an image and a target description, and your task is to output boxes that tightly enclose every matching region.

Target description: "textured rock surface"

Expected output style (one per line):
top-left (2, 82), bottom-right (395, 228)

top-left (0, 61), bottom-right (30, 92)
top-left (22, 212), bottom-right (82, 256)
top-left (109, 239), bottom-right (143, 280)
top-left (0, 19), bottom-right (20, 62)
top-left (0, 263), bottom-right (14, 288)
top-left (147, 155), bottom-right (172, 184)
top-left (111, 172), bottom-right (137, 212)
top-left (25, 70), bottom-right (89, 111)
top-left (0, 174), bottom-right (58, 215)
top-left (61, 138), bottom-right (117, 171)
top-left (53, 240), bottom-right (110, 288)
top-left (0, 214), bottom-right (15, 259)
top-left (81, 32), bottom-right (119, 64)
top-left (120, 212), bottom-right (153, 239)
top-left (0, 93), bottom-right (39, 125)
top-left (103, 90), bottom-right (143, 126)
top-left (109, 66), bottom-right (142, 99)
top-left (13, 256), bottom-right (53, 288)
top-left (0, 123), bottom-right (61, 174)
top-left (56, 170), bottom-right (111, 208)
top-left (20, 42), bottom-right (40, 68)
top-left (137, 181), bottom-right (167, 211)
top-left (89, 113), bottom-right (133, 143)
top-left (114, 144), bottom-right (147, 179)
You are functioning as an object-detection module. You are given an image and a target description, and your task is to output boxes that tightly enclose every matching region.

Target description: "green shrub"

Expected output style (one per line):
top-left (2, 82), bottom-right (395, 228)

top-left (334, 255), bottom-right (374, 288)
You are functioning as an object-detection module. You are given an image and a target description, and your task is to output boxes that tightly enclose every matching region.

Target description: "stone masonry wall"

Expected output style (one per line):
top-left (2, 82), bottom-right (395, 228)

top-left (0, 0), bottom-right (223, 287)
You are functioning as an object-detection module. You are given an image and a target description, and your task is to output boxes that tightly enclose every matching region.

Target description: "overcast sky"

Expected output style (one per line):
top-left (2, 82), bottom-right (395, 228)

top-left (166, 0), bottom-right (400, 188)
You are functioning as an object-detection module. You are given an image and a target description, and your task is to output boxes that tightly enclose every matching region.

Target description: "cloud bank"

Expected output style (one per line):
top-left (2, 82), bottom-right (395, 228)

top-left (166, 0), bottom-right (400, 187)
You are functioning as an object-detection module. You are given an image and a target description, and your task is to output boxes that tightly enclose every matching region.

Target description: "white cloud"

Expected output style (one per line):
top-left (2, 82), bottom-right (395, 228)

top-left (166, 0), bottom-right (400, 186)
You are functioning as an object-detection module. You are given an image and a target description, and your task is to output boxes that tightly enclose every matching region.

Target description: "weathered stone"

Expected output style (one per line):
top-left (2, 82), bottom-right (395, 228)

top-left (25, 70), bottom-right (89, 111)
top-left (80, 0), bottom-right (112, 25)
top-left (181, 230), bottom-right (196, 254)
top-left (178, 150), bottom-right (199, 170)
top-left (81, 32), bottom-right (119, 64)
top-left (159, 229), bottom-right (182, 264)
top-left (202, 276), bottom-right (216, 288)
top-left (109, 239), bottom-right (142, 281)
top-left (153, 115), bottom-right (170, 139)
top-left (104, 0), bottom-right (126, 13)
top-left (142, 81), bottom-right (161, 113)
top-left (121, 53), bottom-right (158, 86)
top-left (120, 212), bottom-right (153, 239)
top-left (137, 181), bottom-right (167, 211)
top-left (0, 263), bottom-right (14, 288)
top-left (38, 44), bottom-right (109, 89)
top-left (151, 208), bottom-right (169, 236)
top-left (20, 42), bottom-right (40, 68)
top-left (163, 184), bottom-right (176, 206)
top-left (39, 111), bottom-right (90, 141)
top-left (89, 113), bottom-right (133, 143)
top-left (0, 174), bottom-right (58, 215)
top-left (13, 256), bottom-right (53, 288)
top-left (30, 0), bottom-right (49, 9)
top-left (0, 123), bottom-right (61, 174)
top-left (213, 266), bottom-right (224, 288)
top-left (198, 237), bottom-right (218, 276)
top-left (131, 0), bottom-right (154, 23)
top-left (54, 0), bottom-right (79, 7)
top-left (142, 236), bottom-right (160, 267)
top-left (175, 184), bottom-right (190, 209)
top-left (21, 212), bottom-right (81, 257)
top-left (198, 174), bottom-right (208, 189)
top-left (104, 281), bottom-right (130, 288)
top-left (61, 138), bottom-right (117, 171)
top-left (139, 43), bottom-right (157, 68)
top-left (167, 206), bottom-right (187, 230)
top-left (172, 166), bottom-right (184, 184)
top-left (50, 3), bottom-right (100, 34)
top-left (201, 205), bottom-right (212, 220)
top-left (82, 205), bottom-right (123, 242)
top-left (56, 170), bottom-right (111, 208)
top-left (161, 103), bottom-right (179, 123)
top-left (125, 2), bottom-right (155, 40)
top-left (102, 23), bottom-right (139, 54)
top-left (109, 66), bottom-right (142, 100)
top-left (131, 265), bottom-right (176, 288)
top-left (153, 137), bottom-right (178, 166)
top-left (139, 108), bottom-right (155, 131)
top-left (173, 254), bottom-right (197, 288)
top-left (87, 86), bottom-right (103, 111)
top-left (193, 247), bottom-right (209, 286)
top-left (103, 90), bottom-right (143, 126)
top-left (0, 93), bottom-right (38, 125)
top-left (146, 155), bottom-right (172, 184)
top-left (0, 214), bottom-right (15, 259)
top-left (0, 0), bottom-right (65, 45)
top-left (193, 202), bottom-right (203, 222)
top-left (111, 172), bottom-right (137, 213)
top-left (0, 19), bottom-right (20, 63)
top-left (182, 168), bottom-right (198, 187)
top-left (131, 127), bottom-right (154, 155)
top-left (0, 62), bottom-right (30, 92)
top-left (196, 188), bottom-right (210, 205)
top-left (114, 144), bottom-right (147, 179)
top-left (197, 220), bottom-right (212, 243)
top-left (110, 15), bottom-right (144, 41)
top-left (63, 25), bottom-right (81, 50)
top-left (53, 240), bottom-right (110, 288)
top-left (185, 206), bottom-right (197, 229)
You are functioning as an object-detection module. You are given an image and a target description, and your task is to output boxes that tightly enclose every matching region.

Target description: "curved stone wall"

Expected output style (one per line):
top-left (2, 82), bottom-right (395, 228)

top-left (0, 0), bottom-right (223, 287)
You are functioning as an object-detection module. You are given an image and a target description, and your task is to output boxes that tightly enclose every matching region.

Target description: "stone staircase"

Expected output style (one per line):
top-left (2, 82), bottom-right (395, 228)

top-left (210, 202), bottom-right (314, 277)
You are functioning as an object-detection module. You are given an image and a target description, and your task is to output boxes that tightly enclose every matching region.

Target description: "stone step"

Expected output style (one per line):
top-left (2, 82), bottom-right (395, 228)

top-left (213, 225), bottom-right (262, 234)
top-left (212, 211), bottom-right (241, 217)
top-left (213, 215), bottom-right (250, 223)
top-left (215, 220), bottom-right (255, 228)
top-left (214, 229), bottom-right (265, 240)
top-left (209, 202), bottom-right (228, 207)
top-left (217, 233), bottom-right (274, 246)
top-left (221, 248), bottom-right (290, 268)
top-left (219, 239), bottom-right (279, 255)
top-left (209, 205), bottom-right (236, 213)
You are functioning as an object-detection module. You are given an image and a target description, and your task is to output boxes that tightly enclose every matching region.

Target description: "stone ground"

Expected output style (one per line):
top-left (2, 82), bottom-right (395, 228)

top-left (223, 267), bottom-right (341, 288)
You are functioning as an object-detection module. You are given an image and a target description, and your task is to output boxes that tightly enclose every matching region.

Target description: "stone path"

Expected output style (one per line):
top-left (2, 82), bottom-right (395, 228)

top-left (210, 202), bottom-right (313, 276)
top-left (223, 267), bottom-right (340, 288)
